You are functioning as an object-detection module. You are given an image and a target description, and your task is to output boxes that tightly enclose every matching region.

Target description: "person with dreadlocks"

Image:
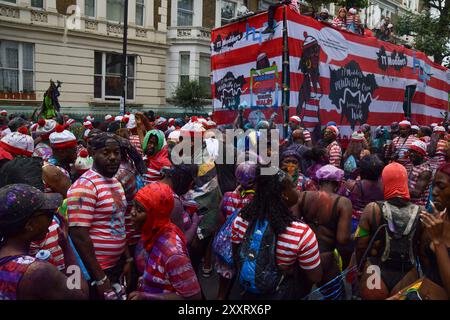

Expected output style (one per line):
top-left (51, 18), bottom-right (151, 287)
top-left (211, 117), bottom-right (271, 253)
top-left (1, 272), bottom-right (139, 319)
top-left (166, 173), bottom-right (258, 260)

top-left (128, 182), bottom-right (201, 300)
top-left (0, 184), bottom-right (89, 299)
top-left (323, 126), bottom-right (342, 168)
top-left (355, 162), bottom-right (422, 300)
top-left (231, 168), bottom-right (322, 299)
top-left (214, 162), bottom-right (257, 300)
top-left (142, 129), bottom-right (171, 184)
top-left (67, 132), bottom-right (131, 299)
top-left (114, 136), bottom-right (147, 292)
top-left (296, 165), bottom-right (352, 299)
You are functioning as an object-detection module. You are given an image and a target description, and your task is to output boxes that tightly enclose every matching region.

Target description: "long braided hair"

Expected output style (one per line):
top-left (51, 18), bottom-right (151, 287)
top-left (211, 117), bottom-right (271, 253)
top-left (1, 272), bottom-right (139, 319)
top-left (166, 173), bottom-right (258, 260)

top-left (240, 167), bottom-right (296, 235)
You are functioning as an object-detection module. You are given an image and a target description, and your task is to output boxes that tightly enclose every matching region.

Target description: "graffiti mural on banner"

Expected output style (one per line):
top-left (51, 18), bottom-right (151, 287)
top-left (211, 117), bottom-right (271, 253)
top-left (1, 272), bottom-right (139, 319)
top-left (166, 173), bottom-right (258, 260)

top-left (329, 61), bottom-right (378, 130)
top-left (215, 72), bottom-right (247, 110)
top-left (376, 46), bottom-right (408, 72)
top-left (250, 52), bottom-right (280, 108)
top-left (212, 31), bottom-right (243, 53)
top-left (412, 51), bottom-right (431, 86)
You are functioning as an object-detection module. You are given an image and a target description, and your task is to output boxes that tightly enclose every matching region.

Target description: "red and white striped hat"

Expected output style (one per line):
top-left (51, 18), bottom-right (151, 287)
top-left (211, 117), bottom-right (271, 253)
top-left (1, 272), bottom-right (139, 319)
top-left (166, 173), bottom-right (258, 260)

top-left (105, 114), bottom-right (113, 122)
top-left (49, 125), bottom-right (77, 149)
top-left (289, 116), bottom-right (302, 125)
top-left (409, 140), bottom-right (427, 156)
top-left (85, 115), bottom-right (95, 122)
top-left (0, 127), bottom-right (34, 157)
top-left (36, 118), bottom-right (57, 139)
top-left (433, 126), bottom-right (446, 133)
top-left (83, 120), bottom-right (93, 130)
top-left (65, 118), bottom-right (76, 128)
top-left (0, 110), bottom-right (7, 116)
top-left (399, 120), bottom-right (411, 127)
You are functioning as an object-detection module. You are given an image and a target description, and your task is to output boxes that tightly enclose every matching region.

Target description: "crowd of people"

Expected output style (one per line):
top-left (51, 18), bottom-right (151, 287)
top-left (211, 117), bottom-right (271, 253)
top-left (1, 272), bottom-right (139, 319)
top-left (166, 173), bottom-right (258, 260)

top-left (0, 107), bottom-right (449, 300)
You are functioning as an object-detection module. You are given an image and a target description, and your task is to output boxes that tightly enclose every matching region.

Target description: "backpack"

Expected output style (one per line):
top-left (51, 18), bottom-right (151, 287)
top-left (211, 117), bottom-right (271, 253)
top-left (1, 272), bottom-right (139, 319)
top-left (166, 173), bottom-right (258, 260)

top-left (212, 209), bottom-right (240, 266)
top-left (238, 219), bottom-right (283, 295)
top-left (378, 201), bottom-right (420, 267)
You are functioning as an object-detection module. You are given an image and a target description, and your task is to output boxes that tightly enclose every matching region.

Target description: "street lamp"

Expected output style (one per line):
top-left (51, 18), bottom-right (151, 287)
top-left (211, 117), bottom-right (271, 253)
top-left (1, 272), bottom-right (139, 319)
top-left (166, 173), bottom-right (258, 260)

top-left (121, 0), bottom-right (129, 115)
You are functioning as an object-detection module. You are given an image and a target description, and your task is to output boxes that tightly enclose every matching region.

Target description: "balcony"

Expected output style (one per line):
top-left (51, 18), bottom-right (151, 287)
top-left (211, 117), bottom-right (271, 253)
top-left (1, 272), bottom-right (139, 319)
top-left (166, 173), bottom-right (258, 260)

top-left (0, 2), bottom-right (165, 44)
top-left (168, 26), bottom-right (211, 42)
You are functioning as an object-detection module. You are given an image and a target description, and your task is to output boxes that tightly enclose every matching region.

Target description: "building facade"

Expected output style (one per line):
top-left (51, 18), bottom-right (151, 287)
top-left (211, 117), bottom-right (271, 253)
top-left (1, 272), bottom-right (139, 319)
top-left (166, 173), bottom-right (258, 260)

top-left (0, 0), bottom-right (168, 118)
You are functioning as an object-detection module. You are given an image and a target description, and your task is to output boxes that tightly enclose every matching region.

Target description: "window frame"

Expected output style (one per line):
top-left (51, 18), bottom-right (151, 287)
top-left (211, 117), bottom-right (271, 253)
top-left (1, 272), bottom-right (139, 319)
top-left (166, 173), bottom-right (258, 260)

top-left (106, 0), bottom-right (124, 23)
top-left (221, 0), bottom-right (238, 26)
top-left (135, 0), bottom-right (145, 27)
top-left (177, 0), bottom-right (194, 27)
top-left (0, 40), bottom-right (34, 94)
top-left (85, 0), bottom-right (96, 18)
top-left (179, 52), bottom-right (190, 85)
top-left (30, 0), bottom-right (44, 9)
top-left (199, 54), bottom-right (211, 96)
top-left (94, 51), bottom-right (136, 101)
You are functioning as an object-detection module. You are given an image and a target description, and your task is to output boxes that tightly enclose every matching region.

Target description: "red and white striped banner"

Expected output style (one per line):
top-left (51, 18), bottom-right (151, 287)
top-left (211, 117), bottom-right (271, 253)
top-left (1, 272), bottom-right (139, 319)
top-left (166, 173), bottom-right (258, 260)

top-left (211, 6), bottom-right (450, 136)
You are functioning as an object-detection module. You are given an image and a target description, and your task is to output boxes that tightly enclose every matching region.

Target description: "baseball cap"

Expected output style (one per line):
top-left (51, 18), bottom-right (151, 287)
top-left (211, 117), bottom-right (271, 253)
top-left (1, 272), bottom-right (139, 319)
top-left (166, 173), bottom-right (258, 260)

top-left (0, 184), bottom-right (62, 234)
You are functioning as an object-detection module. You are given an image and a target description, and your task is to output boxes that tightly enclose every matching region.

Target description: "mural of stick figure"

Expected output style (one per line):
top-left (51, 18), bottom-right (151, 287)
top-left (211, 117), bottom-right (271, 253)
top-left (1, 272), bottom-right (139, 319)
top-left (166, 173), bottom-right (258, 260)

top-left (297, 32), bottom-right (321, 125)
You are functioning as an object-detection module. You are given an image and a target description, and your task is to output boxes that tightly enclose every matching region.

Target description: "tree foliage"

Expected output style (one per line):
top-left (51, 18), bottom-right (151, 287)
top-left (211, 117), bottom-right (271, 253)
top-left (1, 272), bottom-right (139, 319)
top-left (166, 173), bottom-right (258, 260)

top-left (395, 0), bottom-right (450, 66)
top-left (171, 80), bottom-right (209, 114)
top-left (336, 0), bottom-right (369, 10)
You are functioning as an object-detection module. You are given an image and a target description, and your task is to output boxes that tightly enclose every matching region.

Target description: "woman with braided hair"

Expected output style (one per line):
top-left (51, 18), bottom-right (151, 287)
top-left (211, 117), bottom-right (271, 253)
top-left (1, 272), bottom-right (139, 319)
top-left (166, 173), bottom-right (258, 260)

top-left (231, 167), bottom-right (322, 299)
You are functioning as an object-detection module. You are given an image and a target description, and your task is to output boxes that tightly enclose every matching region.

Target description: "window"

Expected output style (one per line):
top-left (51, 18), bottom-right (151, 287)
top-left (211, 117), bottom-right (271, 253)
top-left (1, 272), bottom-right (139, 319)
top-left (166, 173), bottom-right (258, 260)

top-left (136, 0), bottom-right (145, 26)
top-left (107, 0), bottom-right (124, 22)
top-left (85, 0), bottom-right (95, 17)
top-left (94, 52), bottom-right (135, 100)
top-left (258, 0), bottom-right (276, 11)
top-left (1, 0), bottom-right (16, 3)
top-left (199, 55), bottom-right (211, 96)
top-left (177, 0), bottom-right (193, 26)
top-left (221, 1), bottom-right (237, 26)
top-left (30, 0), bottom-right (43, 8)
top-left (179, 52), bottom-right (190, 85)
top-left (0, 41), bottom-right (34, 93)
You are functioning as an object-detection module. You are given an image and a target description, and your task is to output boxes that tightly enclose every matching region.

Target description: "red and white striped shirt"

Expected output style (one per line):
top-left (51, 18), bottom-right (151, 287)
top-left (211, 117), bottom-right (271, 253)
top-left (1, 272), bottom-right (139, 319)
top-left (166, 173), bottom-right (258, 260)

top-left (391, 135), bottom-right (417, 167)
top-left (67, 169), bottom-right (127, 270)
top-left (303, 129), bottom-right (312, 143)
top-left (221, 189), bottom-right (254, 219)
top-left (129, 135), bottom-right (143, 157)
top-left (142, 166), bottom-right (163, 184)
top-left (430, 139), bottom-right (448, 172)
top-left (231, 215), bottom-right (321, 269)
top-left (29, 218), bottom-right (65, 271)
top-left (408, 161), bottom-right (432, 207)
top-left (327, 141), bottom-right (342, 168)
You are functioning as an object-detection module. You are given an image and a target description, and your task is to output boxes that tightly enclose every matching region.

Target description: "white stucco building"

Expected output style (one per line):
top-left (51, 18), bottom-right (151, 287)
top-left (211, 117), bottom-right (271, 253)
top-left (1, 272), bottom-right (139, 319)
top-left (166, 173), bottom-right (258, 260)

top-left (0, 0), bottom-right (169, 118)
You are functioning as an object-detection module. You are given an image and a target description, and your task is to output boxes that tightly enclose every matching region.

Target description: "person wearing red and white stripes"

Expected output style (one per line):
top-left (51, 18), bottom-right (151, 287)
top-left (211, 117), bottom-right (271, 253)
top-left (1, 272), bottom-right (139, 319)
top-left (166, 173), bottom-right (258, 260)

top-left (323, 125), bottom-right (342, 168)
top-left (231, 168), bottom-right (322, 299)
top-left (407, 140), bottom-right (433, 207)
top-left (68, 133), bottom-right (131, 300)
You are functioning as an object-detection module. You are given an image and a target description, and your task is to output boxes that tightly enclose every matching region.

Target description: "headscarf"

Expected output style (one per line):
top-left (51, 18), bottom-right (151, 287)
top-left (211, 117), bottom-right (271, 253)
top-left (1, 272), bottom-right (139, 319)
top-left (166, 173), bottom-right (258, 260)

top-left (134, 182), bottom-right (185, 252)
top-left (382, 162), bottom-right (410, 200)
top-left (235, 162), bottom-right (257, 189)
top-left (143, 130), bottom-right (171, 172)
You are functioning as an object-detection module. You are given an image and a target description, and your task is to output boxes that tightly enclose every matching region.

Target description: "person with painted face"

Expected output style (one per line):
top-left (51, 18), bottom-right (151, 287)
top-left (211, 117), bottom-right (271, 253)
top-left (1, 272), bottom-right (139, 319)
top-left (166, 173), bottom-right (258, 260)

top-left (296, 165), bottom-right (353, 299)
top-left (407, 140), bottom-right (432, 207)
top-left (281, 145), bottom-right (311, 192)
top-left (128, 182), bottom-right (201, 300)
top-left (0, 184), bottom-right (89, 299)
top-left (67, 133), bottom-right (130, 299)
top-left (323, 125), bottom-right (342, 168)
top-left (416, 163), bottom-right (450, 300)
top-left (388, 120), bottom-right (418, 169)
top-left (141, 129), bottom-right (171, 185)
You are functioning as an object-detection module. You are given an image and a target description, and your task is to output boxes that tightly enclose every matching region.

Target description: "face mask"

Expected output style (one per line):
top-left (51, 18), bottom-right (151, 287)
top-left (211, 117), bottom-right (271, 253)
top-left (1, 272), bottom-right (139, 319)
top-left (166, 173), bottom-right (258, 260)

top-left (285, 163), bottom-right (298, 177)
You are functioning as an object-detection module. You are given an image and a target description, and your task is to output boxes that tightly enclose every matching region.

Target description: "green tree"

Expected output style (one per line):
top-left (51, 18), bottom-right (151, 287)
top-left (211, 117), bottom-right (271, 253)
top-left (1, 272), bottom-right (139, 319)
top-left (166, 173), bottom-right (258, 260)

top-left (395, 1), bottom-right (450, 66)
top-left (171, 80), bottom-right (209, 114)
top-left (336, 0), bottom-right (369, 10)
